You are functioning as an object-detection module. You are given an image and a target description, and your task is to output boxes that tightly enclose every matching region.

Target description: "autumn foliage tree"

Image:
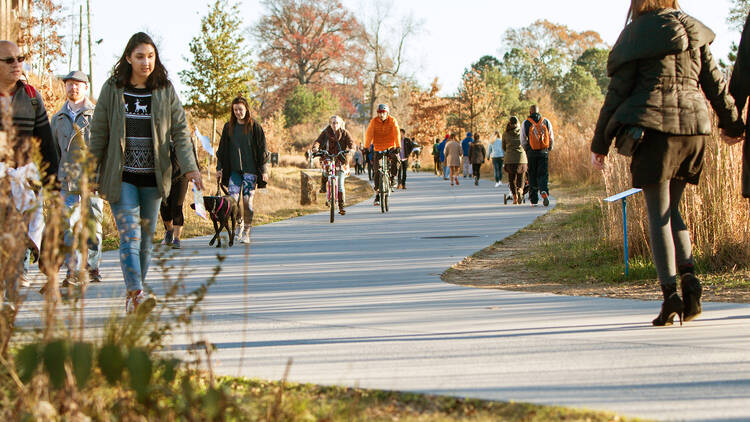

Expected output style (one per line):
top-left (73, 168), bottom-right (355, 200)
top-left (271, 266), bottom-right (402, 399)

top-left (502, 19), bottom-right (605, 92)
top-left (253, 0), bottom-right (365, 116)
top-left (454, 69), bottom-right (499, 136)
top-left (408, 78), bottom-right (451, 145)
top-left (17, 0), bottom-right (65, 75)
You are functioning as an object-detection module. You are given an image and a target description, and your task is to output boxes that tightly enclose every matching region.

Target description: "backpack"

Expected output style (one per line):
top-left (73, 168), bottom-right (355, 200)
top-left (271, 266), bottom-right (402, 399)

top-left (527, 117), bottom-right (550, 150)
top-left (24, 83), bottom-right (40, 113)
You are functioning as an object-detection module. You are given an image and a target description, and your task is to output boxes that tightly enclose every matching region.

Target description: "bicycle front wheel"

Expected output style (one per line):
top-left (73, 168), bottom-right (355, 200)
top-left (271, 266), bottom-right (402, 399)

top-left (329, 180), bottom-right (336, 223)
top-left (384, 189), bottom-right (390, 212)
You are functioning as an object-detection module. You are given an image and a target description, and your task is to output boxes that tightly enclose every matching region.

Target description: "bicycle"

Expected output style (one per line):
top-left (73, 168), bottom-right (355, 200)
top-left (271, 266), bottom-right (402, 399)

top-left (314, 149), bottom-right (349, 223)
top-left (376, 148), bottom-right (397, 213)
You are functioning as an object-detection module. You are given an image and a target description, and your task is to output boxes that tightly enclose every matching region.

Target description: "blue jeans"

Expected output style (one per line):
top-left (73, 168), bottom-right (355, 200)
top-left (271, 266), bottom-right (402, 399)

top-left (443, 161), bottom-right (449, 178)
top-left (109, 182), bottom-right (161, 292)
top-left (62, 191), bottom-right (104, 272)
top-left (492, 157), bottom-right (504, 183)
top-left (527, 151), bottom-right (549, 204)
top-left (332, 170), bottom-right (345, 194)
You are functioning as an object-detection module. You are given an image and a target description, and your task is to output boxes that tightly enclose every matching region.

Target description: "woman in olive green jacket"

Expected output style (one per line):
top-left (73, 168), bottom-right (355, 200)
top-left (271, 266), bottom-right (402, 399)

top-left (89, 32), bottom-right (203, 313)
top-left (503, 116), bottom-right (527, 204)
top-left (590, 1), bottom-right (744, 326)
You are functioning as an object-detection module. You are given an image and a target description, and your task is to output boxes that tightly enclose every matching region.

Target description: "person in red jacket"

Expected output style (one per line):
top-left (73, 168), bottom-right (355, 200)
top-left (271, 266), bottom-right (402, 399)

top-left (365, 104), bottom-right (400, 206)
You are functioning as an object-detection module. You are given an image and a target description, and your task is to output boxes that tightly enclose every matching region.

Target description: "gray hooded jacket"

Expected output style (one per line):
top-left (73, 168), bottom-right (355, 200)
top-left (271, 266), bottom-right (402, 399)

top-left (51, 98), bottom-right (96, 192)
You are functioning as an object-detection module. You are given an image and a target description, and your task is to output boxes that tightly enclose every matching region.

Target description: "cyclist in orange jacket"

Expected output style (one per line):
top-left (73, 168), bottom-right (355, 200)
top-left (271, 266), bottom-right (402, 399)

top-left (365, 103), bottom-right (400, 206)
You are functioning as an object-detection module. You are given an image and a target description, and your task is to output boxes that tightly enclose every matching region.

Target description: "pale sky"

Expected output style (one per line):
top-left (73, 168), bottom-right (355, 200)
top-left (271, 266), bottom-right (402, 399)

top-left (54, 0), bottom-right (741, 98)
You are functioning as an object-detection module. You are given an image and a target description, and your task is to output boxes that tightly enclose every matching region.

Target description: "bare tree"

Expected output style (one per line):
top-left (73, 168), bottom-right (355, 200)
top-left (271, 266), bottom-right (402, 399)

top-left (361, 0), bottom-right (420, 119)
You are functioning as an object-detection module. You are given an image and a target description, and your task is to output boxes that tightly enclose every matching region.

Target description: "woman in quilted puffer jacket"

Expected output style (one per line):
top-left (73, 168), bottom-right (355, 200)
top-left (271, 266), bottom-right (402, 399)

top-left (590, 0), bottom-right (745, 326)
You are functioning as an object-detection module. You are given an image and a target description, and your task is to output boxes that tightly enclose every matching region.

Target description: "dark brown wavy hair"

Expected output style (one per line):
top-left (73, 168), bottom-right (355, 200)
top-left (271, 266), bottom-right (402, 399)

top-left (506, 116), bottom-right (519, 133)
top-left (229, 96), bottom-right (253, 134)
top-left (112, 32), bottom-right (169, 90)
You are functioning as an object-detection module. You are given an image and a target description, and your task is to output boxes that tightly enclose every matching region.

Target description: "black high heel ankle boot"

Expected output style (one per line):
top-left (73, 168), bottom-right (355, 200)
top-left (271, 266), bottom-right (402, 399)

top-left (653, 285), bottom-right (684, 326)
top-left (681, 273), bottom-right (702, 322)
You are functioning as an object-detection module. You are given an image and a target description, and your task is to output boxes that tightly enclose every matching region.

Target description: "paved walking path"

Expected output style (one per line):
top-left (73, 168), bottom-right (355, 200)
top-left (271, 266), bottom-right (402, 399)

top-left (20, 172), bottom-right (750, 421)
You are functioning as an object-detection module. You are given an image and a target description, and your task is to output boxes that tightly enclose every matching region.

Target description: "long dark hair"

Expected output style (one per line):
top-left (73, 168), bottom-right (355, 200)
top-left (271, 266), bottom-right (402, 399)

top-left (112, 32), bottom-right (169, 89)
top-left (229, 96), bottom-right (253, 134)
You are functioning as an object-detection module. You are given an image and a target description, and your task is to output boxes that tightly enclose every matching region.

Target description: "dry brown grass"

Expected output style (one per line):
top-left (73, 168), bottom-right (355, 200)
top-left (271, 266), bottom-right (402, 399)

top-left (600, 130), bottom-right (750, 270)
top-left (538, 89), bottom-right (750, 272)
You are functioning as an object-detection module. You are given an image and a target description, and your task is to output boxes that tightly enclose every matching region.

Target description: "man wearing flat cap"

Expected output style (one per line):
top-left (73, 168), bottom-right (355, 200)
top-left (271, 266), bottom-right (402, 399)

top-left (51, 70), bottom-right (104, 285)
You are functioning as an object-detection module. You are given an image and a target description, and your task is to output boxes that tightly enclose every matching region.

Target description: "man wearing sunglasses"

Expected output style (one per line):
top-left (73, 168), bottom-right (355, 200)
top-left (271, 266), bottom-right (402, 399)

top-left (365, 103), bottom-right (400, 206)
top-left (0, 41), bottom-right (59, 180)
top-left (1, 40), bottom-right (59, 289)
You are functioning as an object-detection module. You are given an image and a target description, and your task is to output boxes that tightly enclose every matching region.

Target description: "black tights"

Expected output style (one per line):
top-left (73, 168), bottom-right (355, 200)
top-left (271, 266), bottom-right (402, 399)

top-left (642, 179), bottom-right (693, 289)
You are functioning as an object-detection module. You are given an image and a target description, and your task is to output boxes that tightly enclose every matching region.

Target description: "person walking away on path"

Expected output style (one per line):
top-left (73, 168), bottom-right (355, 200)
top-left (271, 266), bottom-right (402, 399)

top-left (503, 116), bottom-right (527, 205)
top-left (438, 134), bottom-right (449, 180)
top-left (461, 132), bottom-right (473, 178)
top-left (590, 0), bottom-right (745, 326)
top-left (365, 103), bottom-right (400, 206)
top-left (398, 128), bottom-right (416, 189)
top-left (353, 146), bottom-right (363, 175)
top-left (444, 133), bottom-right (462, 186)
top-left (216, 95), bottom-right (268, 244)
top-left (469, 132), bottom-right (487, 186)
top-left (432, 138), bottom-right (441, 175)
top-left (312, 115), bottom-right (354, 215)
top-left (0, 40), bottom-right (59, 289)
top-left (90, 32), bottom-right (204, 314)
top-left (160, 135), bottom-right (198, 249)
top-left (488, 130), bottom-right (505, 187)
top-left (51, 70), bottom-right (103, 286)
top-left (728, 11), bottom-right (750, 203)
top-left (366, 143), bottom-right (374, 181)
top-left (521, 105), bottom-right (554, 207)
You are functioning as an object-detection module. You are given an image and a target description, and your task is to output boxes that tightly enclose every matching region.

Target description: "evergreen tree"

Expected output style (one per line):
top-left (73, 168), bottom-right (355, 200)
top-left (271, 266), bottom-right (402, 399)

top-left (179, 0), bottom-right (255, 148)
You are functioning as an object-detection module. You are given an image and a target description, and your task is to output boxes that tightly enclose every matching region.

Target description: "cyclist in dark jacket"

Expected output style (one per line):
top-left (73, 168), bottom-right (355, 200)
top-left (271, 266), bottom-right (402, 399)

top-left (590, 1), bottom-right (745, 327)
top-left (311, 115), bottom-right (353, 215)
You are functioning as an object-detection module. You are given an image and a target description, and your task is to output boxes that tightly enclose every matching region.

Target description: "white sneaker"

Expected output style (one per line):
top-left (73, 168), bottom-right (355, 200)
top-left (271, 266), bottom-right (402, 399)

top-left (125, 290), bottom-right (146, 314)
top-left (240, 229), bottom-right (250, 244)
top-left (494, 182), bottom-right (501, 188)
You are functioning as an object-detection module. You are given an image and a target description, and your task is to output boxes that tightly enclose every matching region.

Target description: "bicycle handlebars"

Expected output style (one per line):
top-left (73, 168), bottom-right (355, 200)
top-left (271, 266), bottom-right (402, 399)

top-left (312, 150), bottom-right (350, 159)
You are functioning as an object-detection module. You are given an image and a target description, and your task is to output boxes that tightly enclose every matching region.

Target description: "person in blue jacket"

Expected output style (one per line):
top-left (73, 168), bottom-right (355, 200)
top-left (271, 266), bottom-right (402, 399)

top-left (461, 132), bottom-right (473, 178)
top-left (438, 135), bottom-right (449, 180)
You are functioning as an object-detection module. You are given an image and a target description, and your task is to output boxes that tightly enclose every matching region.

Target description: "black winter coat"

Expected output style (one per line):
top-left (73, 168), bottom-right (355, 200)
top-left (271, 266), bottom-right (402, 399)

top-left (729, 12), bottom-right (750, 199)
top-left (591, 9), bottom-right (744, 155)
top-left (216, 119), bottom-right (267, 188)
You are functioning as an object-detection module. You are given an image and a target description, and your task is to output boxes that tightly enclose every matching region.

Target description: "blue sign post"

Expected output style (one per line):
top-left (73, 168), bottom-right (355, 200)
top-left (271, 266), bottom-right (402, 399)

top-left (604, 188), bottom-right (643, 277)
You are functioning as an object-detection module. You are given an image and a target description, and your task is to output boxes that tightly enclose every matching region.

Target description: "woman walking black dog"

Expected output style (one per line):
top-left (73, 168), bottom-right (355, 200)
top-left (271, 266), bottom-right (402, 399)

top-left (216, 95), bottom-right (268, 244)
top-left (590, 0), bottom-right (745, 326)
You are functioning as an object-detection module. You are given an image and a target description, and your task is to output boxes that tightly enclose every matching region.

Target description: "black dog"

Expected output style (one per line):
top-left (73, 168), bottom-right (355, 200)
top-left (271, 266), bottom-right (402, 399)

top-left (191, 190), bottom-right (240, 247)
